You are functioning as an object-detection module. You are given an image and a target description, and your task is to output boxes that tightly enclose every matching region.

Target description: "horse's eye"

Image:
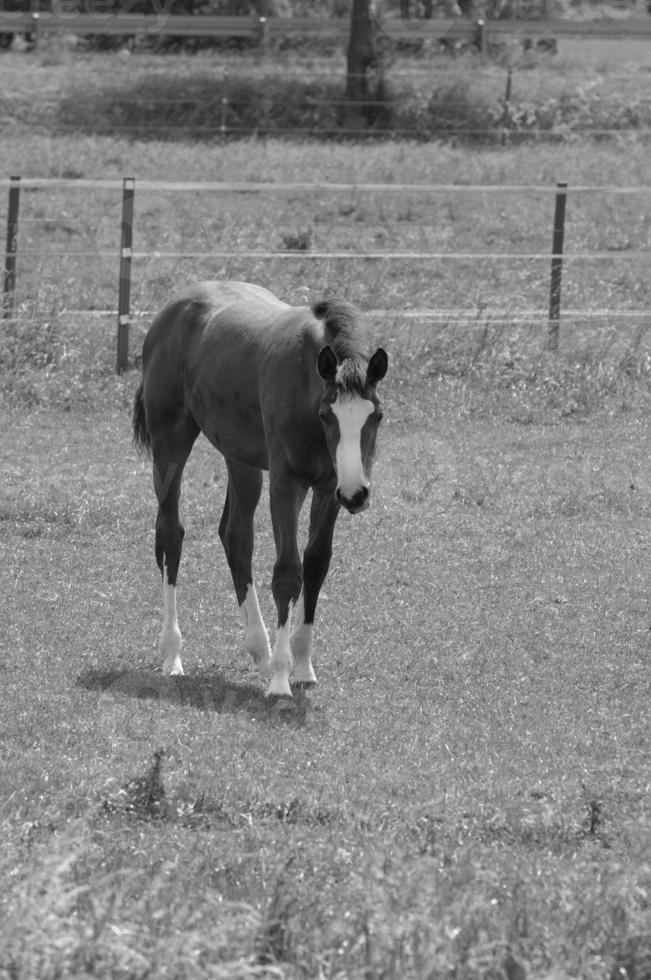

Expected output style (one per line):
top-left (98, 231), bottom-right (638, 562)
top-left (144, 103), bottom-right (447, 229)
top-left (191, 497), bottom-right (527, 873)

top-left (375, 410), bottom-right (384, 423)
top-left (319, 409), bottom-right (330, 421)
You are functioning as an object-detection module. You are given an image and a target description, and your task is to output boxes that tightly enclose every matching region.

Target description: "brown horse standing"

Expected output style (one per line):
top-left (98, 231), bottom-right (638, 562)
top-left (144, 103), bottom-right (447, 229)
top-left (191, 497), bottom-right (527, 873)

top-left (133, 281), bottom-right (388, 698)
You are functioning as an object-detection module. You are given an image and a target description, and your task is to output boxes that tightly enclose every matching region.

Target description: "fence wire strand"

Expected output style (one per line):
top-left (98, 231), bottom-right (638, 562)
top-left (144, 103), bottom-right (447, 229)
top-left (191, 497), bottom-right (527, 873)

top-left (4, 177), bottom-right (651, 349)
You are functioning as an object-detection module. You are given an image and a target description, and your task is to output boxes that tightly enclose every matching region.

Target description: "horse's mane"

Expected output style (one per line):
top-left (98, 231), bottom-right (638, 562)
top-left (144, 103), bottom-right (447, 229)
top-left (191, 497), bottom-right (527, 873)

top-left (312, 298), bottom-right (366, 393)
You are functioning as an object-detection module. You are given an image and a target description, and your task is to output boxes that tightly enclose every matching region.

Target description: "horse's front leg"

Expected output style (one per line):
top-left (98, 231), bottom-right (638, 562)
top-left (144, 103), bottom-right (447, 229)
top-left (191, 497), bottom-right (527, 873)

top-left (268, 466), bottom-right (308, 698)
top-left (291, 490), bottom-right (340, 685)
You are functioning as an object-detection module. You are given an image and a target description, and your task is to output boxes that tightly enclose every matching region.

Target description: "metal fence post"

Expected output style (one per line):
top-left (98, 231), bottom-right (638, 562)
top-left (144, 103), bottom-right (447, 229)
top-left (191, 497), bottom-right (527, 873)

top-left (117, 177), bottom-right (135, 373)
top-left (3, 175), bottom-right (20, 319)
top-left (548, 180), bottom-right (567, 352)
top-left (31, 11), bottom-right (41, 49)
top-left (220, 68), bottom-right (229, 137)
top-left (501, 67), bottom-right (513, 145)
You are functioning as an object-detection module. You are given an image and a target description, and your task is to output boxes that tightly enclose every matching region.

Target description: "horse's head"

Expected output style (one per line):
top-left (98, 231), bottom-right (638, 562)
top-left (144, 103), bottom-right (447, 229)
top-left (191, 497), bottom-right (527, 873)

top-left (316, 345), bottom-right (388, 514)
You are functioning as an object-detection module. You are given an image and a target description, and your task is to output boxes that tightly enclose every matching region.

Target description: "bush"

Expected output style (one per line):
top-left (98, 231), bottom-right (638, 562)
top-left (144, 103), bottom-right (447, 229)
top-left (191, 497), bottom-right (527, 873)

top-left (46, 64), bottom-right (651, 142)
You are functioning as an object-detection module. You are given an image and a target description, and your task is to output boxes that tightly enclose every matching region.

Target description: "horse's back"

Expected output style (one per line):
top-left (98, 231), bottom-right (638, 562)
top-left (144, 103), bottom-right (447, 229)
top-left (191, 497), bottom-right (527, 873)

top-left (145, 280), bottom-right (289, 350)
top-left (141, 281), bottom-right (316, 468)
top-left (195, 280), bottom-right (290, 318)
top-left (143, 281), bottom-right (294, 389)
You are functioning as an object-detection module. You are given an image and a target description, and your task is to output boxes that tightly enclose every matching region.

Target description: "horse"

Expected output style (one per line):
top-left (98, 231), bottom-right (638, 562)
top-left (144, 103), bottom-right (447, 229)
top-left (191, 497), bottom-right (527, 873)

top-left (133, 281), bottom-right (388, 698)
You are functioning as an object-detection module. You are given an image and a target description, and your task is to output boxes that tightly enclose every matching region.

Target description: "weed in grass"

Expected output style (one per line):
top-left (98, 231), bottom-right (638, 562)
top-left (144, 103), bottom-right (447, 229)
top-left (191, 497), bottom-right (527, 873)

top-left (255, 858), bottom-right (297, 967)
top-left (608, 934), bottom-right (651, 980)
top-left (102, 748), bottom-right (168, 822)
top-left (280, 227), bottom-right (314, 251)
top-left (586, 798), bottom-right (604, 837)
top-left (503, 951), bottom-right (528, 980)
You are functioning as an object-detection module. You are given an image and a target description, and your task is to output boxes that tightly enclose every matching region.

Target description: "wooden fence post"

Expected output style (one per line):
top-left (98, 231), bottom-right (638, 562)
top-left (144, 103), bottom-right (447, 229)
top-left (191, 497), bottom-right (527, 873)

top-left (548, 180), bottom-right (567, 352)
top-left (3, 175), bottom-right (20, 320)
top-left (116, 177), bottom-right (135, 374)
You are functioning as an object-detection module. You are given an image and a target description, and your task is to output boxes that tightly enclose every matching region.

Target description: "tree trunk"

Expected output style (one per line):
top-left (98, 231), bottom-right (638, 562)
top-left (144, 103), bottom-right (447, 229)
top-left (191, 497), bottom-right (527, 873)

top-left (344, 0), bottom-right (374, 125)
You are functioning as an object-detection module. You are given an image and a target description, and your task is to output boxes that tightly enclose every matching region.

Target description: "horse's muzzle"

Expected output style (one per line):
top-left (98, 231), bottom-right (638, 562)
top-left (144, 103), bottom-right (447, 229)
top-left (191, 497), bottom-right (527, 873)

top-left (336, 486), bottom-right (370, 514)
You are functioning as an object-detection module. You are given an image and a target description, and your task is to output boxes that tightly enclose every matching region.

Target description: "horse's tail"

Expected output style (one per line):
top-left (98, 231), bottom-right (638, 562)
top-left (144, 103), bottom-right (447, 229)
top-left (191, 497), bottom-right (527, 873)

top-left (132, 379), bottom-right (151, 455)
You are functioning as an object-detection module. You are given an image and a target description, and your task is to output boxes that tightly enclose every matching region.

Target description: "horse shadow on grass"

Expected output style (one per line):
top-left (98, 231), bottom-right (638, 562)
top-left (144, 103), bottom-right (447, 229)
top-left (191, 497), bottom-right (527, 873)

top-left (77, 666), bottom-right (319, 728)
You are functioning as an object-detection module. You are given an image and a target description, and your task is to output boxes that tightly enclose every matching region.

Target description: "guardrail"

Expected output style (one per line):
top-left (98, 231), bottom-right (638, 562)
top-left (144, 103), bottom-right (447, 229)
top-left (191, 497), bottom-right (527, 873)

top-left (2, 11), bottom-right (651, 47)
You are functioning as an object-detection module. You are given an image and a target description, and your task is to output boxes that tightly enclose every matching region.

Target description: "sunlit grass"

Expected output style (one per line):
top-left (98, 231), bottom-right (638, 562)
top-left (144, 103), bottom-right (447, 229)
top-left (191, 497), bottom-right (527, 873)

top-left (1, 385), bottom-right (650, 977)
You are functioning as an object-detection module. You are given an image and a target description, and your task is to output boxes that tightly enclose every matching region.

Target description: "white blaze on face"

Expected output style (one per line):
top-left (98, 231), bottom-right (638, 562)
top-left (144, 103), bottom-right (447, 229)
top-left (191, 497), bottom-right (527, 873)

top-left (331, 395), bottom-right (374, 500)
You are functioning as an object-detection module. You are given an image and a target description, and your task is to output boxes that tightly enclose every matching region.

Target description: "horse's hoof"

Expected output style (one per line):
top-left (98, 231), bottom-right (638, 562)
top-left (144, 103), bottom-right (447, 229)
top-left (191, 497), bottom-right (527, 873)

top-left (292, 680), bottom-right (316, 692)
top-left (266, 676), bottom-right (292, 699)
top-left (291, 665), bottom-right (317, 685)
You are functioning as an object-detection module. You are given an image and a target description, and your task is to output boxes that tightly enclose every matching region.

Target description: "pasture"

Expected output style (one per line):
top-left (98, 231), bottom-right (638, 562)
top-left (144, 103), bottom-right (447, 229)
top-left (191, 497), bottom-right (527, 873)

top-left (2, 43), bottom-right (651, 980)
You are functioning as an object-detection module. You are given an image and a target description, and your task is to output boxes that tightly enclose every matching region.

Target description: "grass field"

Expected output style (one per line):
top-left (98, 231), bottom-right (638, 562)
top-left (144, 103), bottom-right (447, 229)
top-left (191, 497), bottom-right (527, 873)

top-left (2, 41), bottom-right (651, 980)
top-left (2, 376), bottom-right (650, 978)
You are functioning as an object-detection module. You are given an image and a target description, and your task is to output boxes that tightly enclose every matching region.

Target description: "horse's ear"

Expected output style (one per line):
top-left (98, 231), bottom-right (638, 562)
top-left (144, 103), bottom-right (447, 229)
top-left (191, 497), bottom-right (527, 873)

top-left (366, 347), bottom-right (388, 386)
top-left (317, 345), bottom-right (338, 383)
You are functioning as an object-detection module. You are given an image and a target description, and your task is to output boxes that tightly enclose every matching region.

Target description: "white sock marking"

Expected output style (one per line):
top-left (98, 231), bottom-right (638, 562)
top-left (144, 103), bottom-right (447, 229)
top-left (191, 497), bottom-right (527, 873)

top-left (159, 566), bottom-right (184, 675)
top-left (332, 396), bottom-right (374, 501)
top-left (291, 591), bottom-right (316, 684)
top-left (267, 601), bottom-right (294, 698)
top-left (240, 583), bottom-right (271, 676)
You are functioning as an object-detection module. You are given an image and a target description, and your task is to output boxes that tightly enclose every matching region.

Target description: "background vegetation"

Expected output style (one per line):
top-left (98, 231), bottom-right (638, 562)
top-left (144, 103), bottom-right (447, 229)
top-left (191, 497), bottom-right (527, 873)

top-left (3, 33), bottom-right (651, 139)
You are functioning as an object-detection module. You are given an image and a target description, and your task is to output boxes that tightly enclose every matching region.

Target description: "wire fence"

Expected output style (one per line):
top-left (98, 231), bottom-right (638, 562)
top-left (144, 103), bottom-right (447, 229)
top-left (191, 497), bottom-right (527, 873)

top-left (3, 176), bottom-right (651, 370)
top-left (2, 10), bottom-right (651, 43)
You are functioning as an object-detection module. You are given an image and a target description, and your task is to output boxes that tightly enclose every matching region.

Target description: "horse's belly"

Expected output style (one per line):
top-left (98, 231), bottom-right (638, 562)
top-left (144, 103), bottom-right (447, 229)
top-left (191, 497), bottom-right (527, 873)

top-left (205, 425), bottom-right (269, 470)
top-left (189, 381), bottom-right (268, 469)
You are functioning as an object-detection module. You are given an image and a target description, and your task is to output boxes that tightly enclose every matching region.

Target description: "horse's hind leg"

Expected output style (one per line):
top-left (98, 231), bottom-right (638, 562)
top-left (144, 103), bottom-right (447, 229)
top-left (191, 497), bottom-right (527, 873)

top-left (219, 459), bottom-right (271, 677)
top-left (150, 414), bottom-right (199, 675)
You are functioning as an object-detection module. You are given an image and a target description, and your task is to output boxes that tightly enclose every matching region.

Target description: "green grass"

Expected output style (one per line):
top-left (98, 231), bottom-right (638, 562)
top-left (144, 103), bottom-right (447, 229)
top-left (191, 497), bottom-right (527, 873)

top-left (1, 44), bottom-right (651, 980)
top-left (2, 387), bottom-right (650, 978)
